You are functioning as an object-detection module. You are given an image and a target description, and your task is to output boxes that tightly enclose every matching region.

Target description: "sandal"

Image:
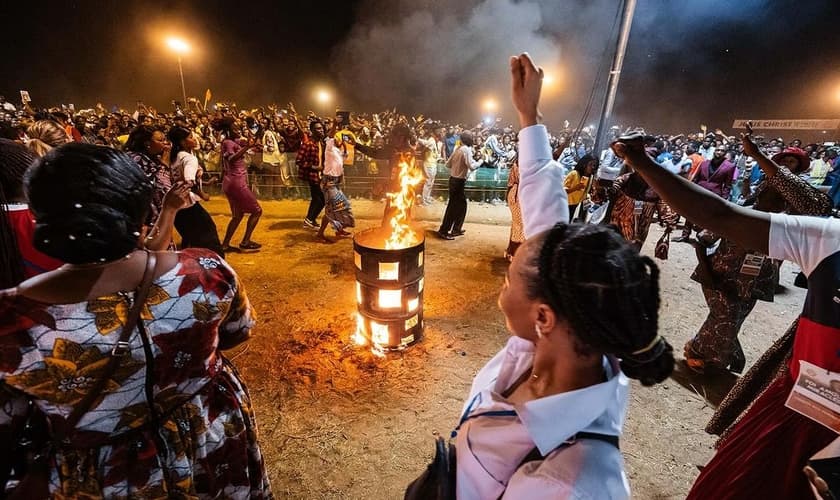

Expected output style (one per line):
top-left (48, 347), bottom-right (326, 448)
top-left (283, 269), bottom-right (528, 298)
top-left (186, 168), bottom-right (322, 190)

top-left (240, 241), bottom-right (262, 250)
top-left (221, 245), bottom-right (241, 254)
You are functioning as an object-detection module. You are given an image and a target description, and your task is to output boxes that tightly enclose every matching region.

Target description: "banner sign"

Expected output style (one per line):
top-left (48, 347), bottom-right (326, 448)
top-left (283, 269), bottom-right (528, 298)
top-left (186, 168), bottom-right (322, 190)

top-left (732, 119), bottom-right (840, 130)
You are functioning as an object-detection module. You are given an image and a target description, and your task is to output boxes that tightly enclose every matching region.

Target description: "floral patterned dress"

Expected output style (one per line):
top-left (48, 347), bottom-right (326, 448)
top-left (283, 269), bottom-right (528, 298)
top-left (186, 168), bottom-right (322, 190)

top-left (0, 248), bottom-right (272, 499)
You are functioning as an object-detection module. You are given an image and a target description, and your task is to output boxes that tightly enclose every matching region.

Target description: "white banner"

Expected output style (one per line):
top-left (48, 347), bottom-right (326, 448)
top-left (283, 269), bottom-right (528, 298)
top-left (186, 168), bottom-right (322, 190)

top-left (732, 119), bottom-right (840, 130)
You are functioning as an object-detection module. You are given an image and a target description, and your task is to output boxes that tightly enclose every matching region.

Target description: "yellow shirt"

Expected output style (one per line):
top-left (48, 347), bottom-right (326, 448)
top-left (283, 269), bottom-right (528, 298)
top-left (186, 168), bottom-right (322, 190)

top-left (564, 171), bottom-right (590, 205)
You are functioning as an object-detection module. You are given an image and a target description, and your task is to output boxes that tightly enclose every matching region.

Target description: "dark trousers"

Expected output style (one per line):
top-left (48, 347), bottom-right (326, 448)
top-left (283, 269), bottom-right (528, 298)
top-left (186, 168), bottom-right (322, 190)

top-left (439, 177), bottom-right (467, 234)
top-left (174, 203), bottom-right (224, 257)
top-left (306, 180), bottom-right (325, 223)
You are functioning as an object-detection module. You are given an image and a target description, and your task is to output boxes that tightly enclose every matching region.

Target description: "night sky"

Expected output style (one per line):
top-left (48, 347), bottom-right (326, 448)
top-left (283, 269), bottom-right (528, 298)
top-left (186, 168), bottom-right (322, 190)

top-left (2, 0), bottom-right (839, 133)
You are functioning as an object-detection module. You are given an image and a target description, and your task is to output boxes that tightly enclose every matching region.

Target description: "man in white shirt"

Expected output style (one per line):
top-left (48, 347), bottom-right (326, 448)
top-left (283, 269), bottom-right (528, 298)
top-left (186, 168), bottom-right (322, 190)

top-left (438, 131), bottom-right (482, 240)
top-left (660, 149), bottom-right (692, 176)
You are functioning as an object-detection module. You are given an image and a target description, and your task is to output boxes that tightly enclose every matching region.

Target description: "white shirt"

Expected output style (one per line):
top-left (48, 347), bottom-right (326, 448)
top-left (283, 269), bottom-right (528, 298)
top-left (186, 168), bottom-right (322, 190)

top-left (518, 125), bottom-right (569, 237)
top-left (171, 151), bottom-right (202, 204)
top-left (446, 145), bottom-right (482, 179)
top-left (322, 138), bottom-right (344, 177)
top-left (598, 148), bottom-right (623, 181)
top-left (661, 157), bottom-right (692, 175)
top-left (454, 125), bottom-right (629, 499)
top-left (455, 337), bottom-right (630, 500)
top-left (769, 213), bottom-right (840, 276)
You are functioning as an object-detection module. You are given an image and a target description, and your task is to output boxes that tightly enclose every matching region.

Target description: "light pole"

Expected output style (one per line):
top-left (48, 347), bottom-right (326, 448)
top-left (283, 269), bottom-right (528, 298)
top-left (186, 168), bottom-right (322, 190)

top-left (166, 37), bottom-right (190, 106)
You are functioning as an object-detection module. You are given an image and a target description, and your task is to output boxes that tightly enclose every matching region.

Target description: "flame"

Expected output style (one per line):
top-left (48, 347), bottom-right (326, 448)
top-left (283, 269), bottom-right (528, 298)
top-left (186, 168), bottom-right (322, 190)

top-left (384, 155), bottom-right (424, 250)
top-left (353, 313), bottom-right (367, 346)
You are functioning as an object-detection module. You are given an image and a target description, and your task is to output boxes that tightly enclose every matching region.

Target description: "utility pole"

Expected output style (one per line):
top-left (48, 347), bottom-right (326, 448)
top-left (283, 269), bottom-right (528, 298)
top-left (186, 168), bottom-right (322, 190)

top-left (593, 0), bottom-right (637, 154)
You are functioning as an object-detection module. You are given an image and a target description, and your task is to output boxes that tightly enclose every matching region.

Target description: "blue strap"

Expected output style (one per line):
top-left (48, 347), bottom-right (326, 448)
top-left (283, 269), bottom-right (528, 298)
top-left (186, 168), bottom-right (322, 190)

top-left (451, 393), bottom-right (517, 438)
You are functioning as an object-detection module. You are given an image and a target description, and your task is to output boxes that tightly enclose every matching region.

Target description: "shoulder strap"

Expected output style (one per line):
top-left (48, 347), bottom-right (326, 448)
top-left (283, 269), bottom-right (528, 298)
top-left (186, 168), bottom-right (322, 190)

top-left (54, 251), bottom-right (158, 442)
top-left (518, 432), bottom-right (620, 467)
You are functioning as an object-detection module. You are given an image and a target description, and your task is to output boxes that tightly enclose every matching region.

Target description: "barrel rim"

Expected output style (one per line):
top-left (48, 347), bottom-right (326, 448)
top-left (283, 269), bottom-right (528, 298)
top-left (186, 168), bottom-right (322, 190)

top-left (353, 227), bottom-right (426, 252)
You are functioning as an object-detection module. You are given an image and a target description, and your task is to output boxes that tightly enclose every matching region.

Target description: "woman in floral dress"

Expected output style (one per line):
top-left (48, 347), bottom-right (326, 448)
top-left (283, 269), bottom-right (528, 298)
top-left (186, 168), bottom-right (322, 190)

top-left (0, 144), bottom-right (271, 499)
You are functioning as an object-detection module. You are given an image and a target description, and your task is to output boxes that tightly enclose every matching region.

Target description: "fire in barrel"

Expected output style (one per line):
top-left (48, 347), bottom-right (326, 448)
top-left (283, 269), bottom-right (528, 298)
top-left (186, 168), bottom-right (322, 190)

top-left (353, 155), bottom-right (425, 354)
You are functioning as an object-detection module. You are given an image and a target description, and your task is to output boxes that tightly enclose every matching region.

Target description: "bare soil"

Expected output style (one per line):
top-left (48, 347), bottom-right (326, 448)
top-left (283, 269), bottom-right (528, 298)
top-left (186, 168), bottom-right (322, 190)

top-left (203, 196), bottom-right (805, 499)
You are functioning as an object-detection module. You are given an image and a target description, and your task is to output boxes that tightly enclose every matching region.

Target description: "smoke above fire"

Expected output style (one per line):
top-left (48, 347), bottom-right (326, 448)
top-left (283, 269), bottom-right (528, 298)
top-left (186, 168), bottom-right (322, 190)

top-left (331, 0), bottom-right (833, 131)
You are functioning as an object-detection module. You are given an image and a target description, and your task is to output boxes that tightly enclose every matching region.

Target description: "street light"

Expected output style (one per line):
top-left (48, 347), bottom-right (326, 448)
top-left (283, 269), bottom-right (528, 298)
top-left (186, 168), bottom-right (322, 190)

top-left (313, 88), bottom-right (333, 115)
top-left (166, 37), bottom-right (191, 107)
top-left (315, 89), bottom-right (332, 105)
top-left (543, 73), bottom-right (555, 87)
top-left (482, 98), bottom-right (498, 113)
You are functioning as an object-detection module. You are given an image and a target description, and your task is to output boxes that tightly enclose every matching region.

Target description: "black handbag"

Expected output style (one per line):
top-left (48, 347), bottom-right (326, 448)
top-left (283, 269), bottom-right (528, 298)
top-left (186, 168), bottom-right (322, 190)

top-left (404, 436), bottom-right (456, 500)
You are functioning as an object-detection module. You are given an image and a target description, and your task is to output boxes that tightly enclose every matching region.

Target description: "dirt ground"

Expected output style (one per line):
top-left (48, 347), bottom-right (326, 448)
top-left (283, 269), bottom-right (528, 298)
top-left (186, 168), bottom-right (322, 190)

top-left (202, 196), bottom-right (805, 499)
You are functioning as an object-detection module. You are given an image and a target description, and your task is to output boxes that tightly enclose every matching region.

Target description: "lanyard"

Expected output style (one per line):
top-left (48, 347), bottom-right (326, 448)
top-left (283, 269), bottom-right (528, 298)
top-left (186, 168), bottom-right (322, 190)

top-left (452, 392), bottom-right (517, 438)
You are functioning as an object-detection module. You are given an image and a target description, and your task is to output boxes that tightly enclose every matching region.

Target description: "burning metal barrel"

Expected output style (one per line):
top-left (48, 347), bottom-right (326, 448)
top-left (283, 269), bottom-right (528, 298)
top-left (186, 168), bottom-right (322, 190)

top-left (353, 228), bottom-right (424, 351)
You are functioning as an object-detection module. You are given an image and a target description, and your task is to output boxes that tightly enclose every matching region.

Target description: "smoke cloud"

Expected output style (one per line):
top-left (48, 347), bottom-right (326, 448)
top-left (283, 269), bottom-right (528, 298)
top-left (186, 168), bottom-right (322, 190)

top-left (331, 0), bottom-right (836, 131)
top-left (331, 0), bottom-right (561, 124)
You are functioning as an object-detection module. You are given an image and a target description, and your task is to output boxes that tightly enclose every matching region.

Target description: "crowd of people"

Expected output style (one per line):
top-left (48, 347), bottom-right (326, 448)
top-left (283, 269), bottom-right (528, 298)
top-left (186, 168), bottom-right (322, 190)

top-left (1, 50), bottom-right (840, 499)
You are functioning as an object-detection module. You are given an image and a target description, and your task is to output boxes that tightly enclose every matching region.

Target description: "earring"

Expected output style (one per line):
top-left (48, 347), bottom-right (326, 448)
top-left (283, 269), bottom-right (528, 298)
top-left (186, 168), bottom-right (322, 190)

top-left (534, 324), bottom-right (544, 340)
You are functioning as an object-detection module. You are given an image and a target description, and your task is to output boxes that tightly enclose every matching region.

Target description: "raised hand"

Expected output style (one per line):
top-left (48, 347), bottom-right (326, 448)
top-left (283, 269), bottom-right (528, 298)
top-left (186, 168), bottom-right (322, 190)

top-left (610, 132), bottom-right (649, 167)
top-left (509, 53), bottom-right (543, 128)
top-left (740, 121), bottom-right (761, 159)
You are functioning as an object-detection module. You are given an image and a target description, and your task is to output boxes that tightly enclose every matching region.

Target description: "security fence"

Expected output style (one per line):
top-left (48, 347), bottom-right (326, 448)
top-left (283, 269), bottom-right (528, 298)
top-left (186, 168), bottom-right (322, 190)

top-left (202, 153), bottom-right (510, 202)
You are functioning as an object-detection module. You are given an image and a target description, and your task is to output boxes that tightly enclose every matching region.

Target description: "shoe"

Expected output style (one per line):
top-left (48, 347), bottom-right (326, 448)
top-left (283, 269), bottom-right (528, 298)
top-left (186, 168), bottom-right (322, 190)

top-left (221, 245), bottom-right (241, 254)
top-left (240, 241), bottom-right (262, 250)
top-left (729, 342), bottom-right (746, 374)
top-left (303, 218), bottom-right (318, 230)
top-left (452, 229), bottom-right (466, 237)
top-left (438, 231), bottom-right (455, 240)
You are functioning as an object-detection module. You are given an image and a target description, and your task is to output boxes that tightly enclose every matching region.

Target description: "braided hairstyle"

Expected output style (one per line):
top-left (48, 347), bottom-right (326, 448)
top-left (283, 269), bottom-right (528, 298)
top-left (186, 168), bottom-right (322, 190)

top-left (26, 120), bottom-right (71, 157)
top-left (0, 139), bottom-right (37, 288)
top-left (527, 223), bottom-right (674, 386)
top-left (25, 143), bottom-right (152, 264)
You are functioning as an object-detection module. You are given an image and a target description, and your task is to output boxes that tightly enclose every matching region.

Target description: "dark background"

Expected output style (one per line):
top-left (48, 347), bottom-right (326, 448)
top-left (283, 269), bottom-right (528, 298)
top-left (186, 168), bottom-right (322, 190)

top-left (2, 0), bottom-right (839, 133)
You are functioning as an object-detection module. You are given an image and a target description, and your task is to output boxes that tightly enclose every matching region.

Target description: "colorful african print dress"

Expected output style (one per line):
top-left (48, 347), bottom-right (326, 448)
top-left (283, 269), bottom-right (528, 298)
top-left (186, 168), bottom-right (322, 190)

top-left (0, 248), bottom-right (272, 499)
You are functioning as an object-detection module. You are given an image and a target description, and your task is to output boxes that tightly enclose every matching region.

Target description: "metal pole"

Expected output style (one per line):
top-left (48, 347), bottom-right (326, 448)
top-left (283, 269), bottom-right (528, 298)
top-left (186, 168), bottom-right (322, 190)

top-left (177, 56), bottom-right (187, 107)
top-left (593, 0), bottom-right (637, 154)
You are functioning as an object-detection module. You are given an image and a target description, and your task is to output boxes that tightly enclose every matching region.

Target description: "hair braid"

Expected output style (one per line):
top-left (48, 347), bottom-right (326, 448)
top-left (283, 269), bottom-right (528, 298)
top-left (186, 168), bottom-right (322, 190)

top-left (530, 223), bottom-right (674, 386)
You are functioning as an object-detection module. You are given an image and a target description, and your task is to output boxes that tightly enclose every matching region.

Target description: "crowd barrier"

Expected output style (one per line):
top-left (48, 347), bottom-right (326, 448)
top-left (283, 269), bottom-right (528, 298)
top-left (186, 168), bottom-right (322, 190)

top-left (202, 152), bottom-right (510, 202)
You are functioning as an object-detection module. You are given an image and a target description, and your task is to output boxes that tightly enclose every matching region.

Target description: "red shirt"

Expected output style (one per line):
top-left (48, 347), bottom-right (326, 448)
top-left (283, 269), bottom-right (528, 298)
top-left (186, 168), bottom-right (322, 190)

top-left (5, 204), bottom-right (62, 278)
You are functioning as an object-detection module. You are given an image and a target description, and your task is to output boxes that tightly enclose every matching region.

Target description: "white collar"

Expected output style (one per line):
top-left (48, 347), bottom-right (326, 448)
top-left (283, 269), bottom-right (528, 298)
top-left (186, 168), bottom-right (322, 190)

top-left (467, 336), bottom-right (629, 456)
top-left (518, 355), bottom-right (627, 455)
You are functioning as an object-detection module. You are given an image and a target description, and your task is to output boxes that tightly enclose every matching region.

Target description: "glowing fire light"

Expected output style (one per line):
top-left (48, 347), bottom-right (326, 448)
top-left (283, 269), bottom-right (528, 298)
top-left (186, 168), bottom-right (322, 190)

top-left (384, 155), bottom-right (424, 250)
top-left (378, 289), bottom-right (402, 309)
top-left (353, 313), bottom-right (367, 346)
top-left (370, 321), bottom-right (390, 346)
top-left (379, 262), bottom-right (399, 280)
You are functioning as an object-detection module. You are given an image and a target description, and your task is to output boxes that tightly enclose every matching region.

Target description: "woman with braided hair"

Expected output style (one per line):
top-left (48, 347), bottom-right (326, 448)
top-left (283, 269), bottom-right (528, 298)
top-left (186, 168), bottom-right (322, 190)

top-left (0, 143), bottom-right (271, 497)
top-left (448, 54), bottom-right (674, 499)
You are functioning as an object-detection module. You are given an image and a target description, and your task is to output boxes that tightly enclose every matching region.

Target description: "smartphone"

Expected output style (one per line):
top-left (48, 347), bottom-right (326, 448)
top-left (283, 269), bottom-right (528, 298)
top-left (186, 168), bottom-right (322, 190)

top-left (808, 456), bottom-right (840, 499)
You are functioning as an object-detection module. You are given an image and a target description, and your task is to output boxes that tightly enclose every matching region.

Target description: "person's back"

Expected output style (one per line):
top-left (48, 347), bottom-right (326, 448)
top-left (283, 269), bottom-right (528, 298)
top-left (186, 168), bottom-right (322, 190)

top-left (0, 144), bottom-right (271, 498)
